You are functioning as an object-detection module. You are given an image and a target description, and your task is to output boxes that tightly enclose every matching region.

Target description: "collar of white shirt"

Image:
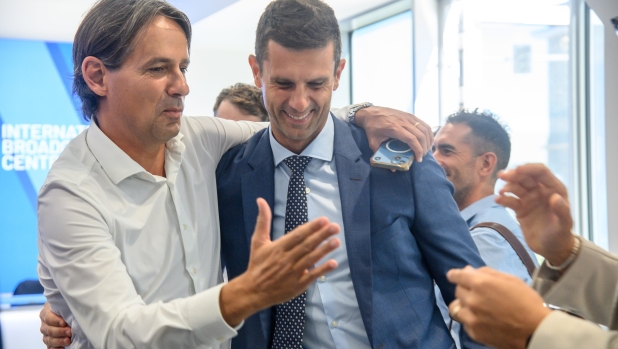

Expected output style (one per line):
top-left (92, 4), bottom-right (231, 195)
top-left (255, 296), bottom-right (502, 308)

top-left (86, 119), bottom-right (186, 184)
top-left (268, 113), bottom-right (335, 166)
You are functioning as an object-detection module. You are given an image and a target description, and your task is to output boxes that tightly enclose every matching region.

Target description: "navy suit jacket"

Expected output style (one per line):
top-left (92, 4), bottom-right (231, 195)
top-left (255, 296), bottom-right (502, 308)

top-left (216, 116), bottom-right (486, 349)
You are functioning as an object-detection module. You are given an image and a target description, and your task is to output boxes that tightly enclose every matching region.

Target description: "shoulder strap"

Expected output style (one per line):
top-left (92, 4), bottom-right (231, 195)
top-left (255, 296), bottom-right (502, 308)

top-left (471, 222), bottom-right (536, 276)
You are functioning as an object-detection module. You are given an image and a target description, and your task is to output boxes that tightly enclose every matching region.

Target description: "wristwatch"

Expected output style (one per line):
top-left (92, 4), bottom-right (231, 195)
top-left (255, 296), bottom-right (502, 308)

top-left (347, 102), bottom-right (373, 125)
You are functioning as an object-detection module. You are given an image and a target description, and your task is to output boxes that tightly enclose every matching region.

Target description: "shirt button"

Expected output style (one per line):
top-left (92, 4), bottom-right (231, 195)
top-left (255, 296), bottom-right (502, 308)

top-left (331, 320), bottom-right (338, 328)
top-left (318, 276), bottom-right (326, 282)
top-left (192, 268), bottom-right (197, 274)
top-left (305, 187), bottom-right (311, 194)
top-left (183, 224), bottom-right (187, 230)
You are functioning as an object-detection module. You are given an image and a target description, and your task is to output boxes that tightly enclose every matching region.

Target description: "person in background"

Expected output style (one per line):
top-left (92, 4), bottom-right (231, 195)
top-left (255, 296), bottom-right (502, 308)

top-left (448, 163), bottom-right (618, 349)
top-left (213, 83), bottom-right (269, 122)
top-left (432, 109), bottom-right (538, 348)
top-left (433, 109), bottom-right (537, 281)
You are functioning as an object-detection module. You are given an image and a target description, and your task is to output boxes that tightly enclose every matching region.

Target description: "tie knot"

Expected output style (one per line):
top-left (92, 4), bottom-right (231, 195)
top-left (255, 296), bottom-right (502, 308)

top-left (283, 155), bottom-right (312, 174)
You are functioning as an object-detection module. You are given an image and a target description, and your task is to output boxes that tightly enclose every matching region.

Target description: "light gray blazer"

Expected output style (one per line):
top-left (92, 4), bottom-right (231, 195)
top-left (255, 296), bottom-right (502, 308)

top-left (529, 238), bottom-right (618, 348)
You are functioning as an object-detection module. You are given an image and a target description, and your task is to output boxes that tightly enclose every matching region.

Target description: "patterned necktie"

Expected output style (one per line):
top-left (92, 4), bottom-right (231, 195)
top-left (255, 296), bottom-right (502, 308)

top-left (271, 155), bottom-right (313, 349)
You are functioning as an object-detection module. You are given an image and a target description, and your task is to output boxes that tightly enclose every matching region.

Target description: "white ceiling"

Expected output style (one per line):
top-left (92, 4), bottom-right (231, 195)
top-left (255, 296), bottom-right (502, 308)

top-left (0, 0), bottom-right (395, 50)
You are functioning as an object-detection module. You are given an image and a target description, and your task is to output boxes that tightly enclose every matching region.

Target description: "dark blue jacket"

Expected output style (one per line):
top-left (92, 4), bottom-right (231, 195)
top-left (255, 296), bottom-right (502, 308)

top-left (216, 116), bottom-right (486, 349)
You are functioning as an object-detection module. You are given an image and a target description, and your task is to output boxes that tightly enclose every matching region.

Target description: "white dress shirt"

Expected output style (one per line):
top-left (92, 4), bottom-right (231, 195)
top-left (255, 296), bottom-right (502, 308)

top-left (37, 116), bottom-right (264, 349)
top-left (269, 115), bottom-right (372, 349)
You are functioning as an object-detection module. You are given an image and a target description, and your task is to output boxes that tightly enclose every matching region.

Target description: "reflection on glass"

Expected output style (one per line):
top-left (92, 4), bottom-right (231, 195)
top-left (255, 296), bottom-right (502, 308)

top-left (441, 0), bottom-right (573, 202)
top-left (351, 11), bottom-right (413, 113)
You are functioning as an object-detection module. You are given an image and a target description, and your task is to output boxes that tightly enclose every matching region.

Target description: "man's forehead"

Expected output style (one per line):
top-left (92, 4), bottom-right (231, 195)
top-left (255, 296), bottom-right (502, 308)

top-left (127, 16), bottom-right (189, 62)
top-left (437, 123), bottom-right (473, 145)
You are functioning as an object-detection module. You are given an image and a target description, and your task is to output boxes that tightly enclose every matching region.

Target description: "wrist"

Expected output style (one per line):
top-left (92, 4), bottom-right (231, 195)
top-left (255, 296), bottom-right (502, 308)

top-left (219, 274), bottom-right (262, 327)
top-left (525, 306), bottom-right (552, 348)
top-left (348, 102), bottom-right (373, 126)
top-left (546, 235), bottom-right (579, 271)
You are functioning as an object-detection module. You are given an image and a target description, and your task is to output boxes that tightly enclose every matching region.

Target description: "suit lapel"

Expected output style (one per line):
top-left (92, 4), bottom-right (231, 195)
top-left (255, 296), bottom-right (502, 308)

top-left (332, 117), bottom-right (374, 345)
top-left (241, 131), bottom-right (276, 341)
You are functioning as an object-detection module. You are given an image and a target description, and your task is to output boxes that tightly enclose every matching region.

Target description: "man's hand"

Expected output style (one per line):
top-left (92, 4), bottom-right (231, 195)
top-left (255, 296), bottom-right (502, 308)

top-left (354, 106), bottom-right (433, 162)
top-left (496, 163), bottom-right (575, 266)
top-left (447, 266), bottom-right (551, 349)
top-left (219, 198), bottom-right (340, 326)
top-left (40, 302), bottom-right (72, 349)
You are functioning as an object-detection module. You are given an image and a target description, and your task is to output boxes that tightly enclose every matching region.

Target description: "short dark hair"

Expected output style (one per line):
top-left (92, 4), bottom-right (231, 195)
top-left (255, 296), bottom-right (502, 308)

top-left (73, 0), bottom-right (191, 121)
top-left (446, 109), bottom-right (511, 175)
top-left (255, 0), bottom-right (342, 74)
top-left (213, 83), bottom-right (269, 121)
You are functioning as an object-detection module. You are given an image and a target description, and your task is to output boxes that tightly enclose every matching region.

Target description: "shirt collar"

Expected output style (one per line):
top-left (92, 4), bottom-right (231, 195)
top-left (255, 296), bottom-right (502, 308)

top-left (460, 194), bottom-right (499, 221)
top-left (86, 119), bottom-right (185, 184)
top-left (269, 113), bottom-right (334, 167)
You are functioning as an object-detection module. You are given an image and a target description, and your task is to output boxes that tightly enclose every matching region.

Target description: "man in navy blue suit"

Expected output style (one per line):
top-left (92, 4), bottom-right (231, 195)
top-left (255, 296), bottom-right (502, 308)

top-left (216, 1), bottom-right (486, 348)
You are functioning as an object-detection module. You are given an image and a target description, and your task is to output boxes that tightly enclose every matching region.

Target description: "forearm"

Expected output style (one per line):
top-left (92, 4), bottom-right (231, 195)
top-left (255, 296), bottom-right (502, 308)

top-left (534, 238), bottom-right (618, 327)
top-left (529, 311), bottom-right (618, 349)
top-left (104, 285), bottom-right (237, 349)
top-left (187, 116), bottom-right (267, 161)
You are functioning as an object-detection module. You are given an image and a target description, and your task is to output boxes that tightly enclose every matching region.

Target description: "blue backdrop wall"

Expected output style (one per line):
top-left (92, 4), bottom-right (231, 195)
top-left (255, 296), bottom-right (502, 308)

top-left (0, 38), bottom-right (86, 294)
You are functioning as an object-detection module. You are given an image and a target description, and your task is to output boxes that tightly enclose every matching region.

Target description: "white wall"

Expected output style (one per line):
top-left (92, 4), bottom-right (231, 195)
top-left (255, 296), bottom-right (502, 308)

top-left (183, 48), bottom-right (255, 117)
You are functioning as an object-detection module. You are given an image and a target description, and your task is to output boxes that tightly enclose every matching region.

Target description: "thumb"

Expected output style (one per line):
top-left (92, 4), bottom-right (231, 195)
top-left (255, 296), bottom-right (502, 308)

top-left (251, 198), bottom-right (272, 248)
top-left (549, 193), bottom-right (573, 231)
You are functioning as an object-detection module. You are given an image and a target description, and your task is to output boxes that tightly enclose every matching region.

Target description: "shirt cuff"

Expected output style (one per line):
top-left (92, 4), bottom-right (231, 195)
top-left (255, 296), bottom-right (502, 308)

top-left (181, 283), bottom-right (243, 344)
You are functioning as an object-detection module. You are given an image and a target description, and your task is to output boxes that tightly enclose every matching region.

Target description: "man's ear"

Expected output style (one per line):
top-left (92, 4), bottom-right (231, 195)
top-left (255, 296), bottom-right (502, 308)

top-left (248, 54), bottom-right (262, 88)
top-left (478, 152), bottom-right (498, 177)
top-left (332, 58), bottom-right (346, 91)
top-left (82, 56), bottom-right (108, 97)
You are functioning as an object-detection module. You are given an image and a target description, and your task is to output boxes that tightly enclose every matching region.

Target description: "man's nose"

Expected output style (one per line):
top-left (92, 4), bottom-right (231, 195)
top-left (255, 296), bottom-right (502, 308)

top-left (168, 68), bottom-right (190, 97)
top-left (288, 86), bottom-right (310, 113)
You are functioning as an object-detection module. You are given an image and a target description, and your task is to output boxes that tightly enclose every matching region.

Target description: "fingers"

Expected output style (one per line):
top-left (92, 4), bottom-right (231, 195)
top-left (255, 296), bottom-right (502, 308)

top-left (285, 222), bottom-right (340, 261)
top-left (300, 259), bottom-right (339, 285)
top-left (394, 124), bottom-right (426, 162)
top-left (41, 302), bottom-right (66, 327)
top-left (446, 266), bottom-right (478, 289)
top-left (251, 198), bottom-right (273, 247)
top-left (499, 164), bottom-right (568, 198)
top-left (275, 217), bottom-right (333, 251)
top-left (43, 334), bottom-right (71, 348)
top-left (292, 234), bottom-right (340, 271)
top-left (549, 193), bottom-right (572, 228)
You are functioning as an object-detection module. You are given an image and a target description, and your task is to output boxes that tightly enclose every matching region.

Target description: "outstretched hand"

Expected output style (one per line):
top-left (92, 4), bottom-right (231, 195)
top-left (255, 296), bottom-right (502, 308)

top-left (219, 198), bottom-right (340, 326)
top-left (354, 106), bottom-right (433, 162)
top-left (496, 163), bottom-right (575, 266)
top-left (447, 266), bottom-right (551, 349)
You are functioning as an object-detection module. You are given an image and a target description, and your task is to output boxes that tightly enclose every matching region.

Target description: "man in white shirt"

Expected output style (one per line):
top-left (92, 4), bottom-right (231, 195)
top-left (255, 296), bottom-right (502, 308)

top-left (38, 0), bottom-right (434, 348)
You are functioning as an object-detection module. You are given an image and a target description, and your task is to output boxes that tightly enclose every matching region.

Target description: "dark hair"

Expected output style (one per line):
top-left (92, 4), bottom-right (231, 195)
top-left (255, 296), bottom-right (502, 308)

top-left (255, 0), bottom-right (342, 74)
top-left (73, 0), bottom-right (191, 120)
top-left (213, 83), bottom-right (269, 121)
top-left (446, 109), bottom-right (511, 175)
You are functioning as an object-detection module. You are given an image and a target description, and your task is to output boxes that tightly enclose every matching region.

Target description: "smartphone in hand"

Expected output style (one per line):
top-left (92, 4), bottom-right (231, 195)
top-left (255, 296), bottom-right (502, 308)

top-left (370, 139), bottom-right (414, 171)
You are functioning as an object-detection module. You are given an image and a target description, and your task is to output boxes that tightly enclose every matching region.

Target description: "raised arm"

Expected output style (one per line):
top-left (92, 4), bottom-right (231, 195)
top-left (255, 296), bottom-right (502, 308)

top-left (331, 105), bottom-right (433, 161)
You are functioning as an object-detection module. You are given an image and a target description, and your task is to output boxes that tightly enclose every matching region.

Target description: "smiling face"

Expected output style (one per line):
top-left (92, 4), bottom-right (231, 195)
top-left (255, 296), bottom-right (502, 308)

top-left (97, 15), bottom-right (190, 149)
top-left (433, 123), bottom-right (482, 207)
top-left (250, 40), bottom-right (345, 154)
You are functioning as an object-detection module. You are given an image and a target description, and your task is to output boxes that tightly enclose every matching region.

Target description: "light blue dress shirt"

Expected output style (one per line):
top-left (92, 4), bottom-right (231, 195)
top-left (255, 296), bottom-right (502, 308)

top-left (437, 194), bottom-right (540, 348)
top-left (268, 115), bottom-right (372, 349)
top-left (463, 194), bottom-right (539, 282)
